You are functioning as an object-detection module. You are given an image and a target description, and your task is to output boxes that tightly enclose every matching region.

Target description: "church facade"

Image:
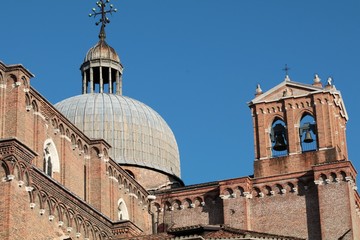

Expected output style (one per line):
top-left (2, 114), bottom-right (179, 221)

top-left (0, 2), bottom-right (359, 240)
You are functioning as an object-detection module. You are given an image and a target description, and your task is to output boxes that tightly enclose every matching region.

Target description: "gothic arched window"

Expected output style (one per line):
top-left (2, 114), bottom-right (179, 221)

top-left (270, 119), bottom-right (288, 157)
top-left (299, 114), bottom-right (317, 152)
top-left (43, 139), bottom-right (60, 177)
top-left (118, 199), bottom-right (129, 221)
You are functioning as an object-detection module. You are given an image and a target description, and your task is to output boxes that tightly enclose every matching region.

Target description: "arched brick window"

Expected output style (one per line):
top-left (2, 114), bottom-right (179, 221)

top-left (270, 118), bottom-right (288, 157)
top-left (299, 114), bottom-right (317, 152)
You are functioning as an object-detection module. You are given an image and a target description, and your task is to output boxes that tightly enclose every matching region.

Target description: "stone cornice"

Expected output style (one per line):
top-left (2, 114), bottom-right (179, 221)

top-left (0, 137), bottom-right (38, 163)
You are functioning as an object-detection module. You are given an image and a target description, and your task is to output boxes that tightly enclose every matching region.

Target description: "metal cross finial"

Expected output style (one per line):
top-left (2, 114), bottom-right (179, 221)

top-left (89, 0), bottom-right (118, 40)
top-left (282, 64), bottom-right (290, 76)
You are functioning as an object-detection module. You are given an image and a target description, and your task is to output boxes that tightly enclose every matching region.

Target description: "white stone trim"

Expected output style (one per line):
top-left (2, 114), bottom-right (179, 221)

top-left (18, 180), bottom-right (24, 187)
top-left (314, 180), bottom-right (323, 185)
top-left (129, 193), bottom-right (138, 199)
top-left (219, 195), bottom-right (229, 200)
top-left (34, 111), bottom-right (46, 120)
top-left (39, 209), bottom-right (45, 215)
top-left (7, 175), bottom-right (15, 181)
top-left (60, 135), bottom-right (71, 142)
top-left (244, 192), bottom-right (253, 199)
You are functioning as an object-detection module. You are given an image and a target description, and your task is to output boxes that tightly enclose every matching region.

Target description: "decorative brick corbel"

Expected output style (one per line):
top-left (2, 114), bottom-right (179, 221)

top-left (6, 175), bottom-right (15, 181)
top-left (314, 180), bottom-right (324, 185)
top-left (243, 192), bottom-right (253, 199)
top-left (18, 180), bottom-right (24, 187)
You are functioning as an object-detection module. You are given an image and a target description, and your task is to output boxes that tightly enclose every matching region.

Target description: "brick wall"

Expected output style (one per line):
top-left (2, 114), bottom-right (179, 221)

top-left (0, 63), bottom-right (153, 238)
top-left (317, 181), bottom-right (353, 239)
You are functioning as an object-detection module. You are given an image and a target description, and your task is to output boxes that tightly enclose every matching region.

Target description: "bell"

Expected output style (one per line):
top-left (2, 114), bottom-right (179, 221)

top-left (304, 130), bottom-right (313, 143)
top-left (273, 134), bottom-right (287, 151)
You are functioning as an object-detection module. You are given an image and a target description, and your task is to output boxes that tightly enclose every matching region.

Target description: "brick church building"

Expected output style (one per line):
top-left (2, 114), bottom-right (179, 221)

top-left (0, 2), bottom-right (359, 239)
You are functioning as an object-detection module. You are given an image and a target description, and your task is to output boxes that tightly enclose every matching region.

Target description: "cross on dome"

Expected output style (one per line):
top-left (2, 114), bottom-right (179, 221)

top-left (89, 0), bottom-right (118, 40)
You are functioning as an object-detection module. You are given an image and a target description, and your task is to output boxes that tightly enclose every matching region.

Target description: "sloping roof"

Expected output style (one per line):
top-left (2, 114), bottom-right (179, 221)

top-left (248, 79), bottom-right (323, 106)
top-left (130, 225), bottom-right (305, 240)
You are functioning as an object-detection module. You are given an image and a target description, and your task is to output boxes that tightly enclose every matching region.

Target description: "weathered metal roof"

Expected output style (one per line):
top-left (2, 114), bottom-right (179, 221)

top-left (55, 93), bottom-right (180, 178)
top-left (84, 39), bottom-right (120, 63)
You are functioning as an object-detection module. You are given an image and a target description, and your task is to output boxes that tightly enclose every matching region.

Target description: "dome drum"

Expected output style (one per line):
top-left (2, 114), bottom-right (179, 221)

top-left (81, 65), bottom-right (122, 94)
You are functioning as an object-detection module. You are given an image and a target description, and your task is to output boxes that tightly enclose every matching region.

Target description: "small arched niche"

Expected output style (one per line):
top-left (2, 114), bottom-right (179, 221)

top-left (43, 139), bottom-right (60, 177)
top-left (270, 118), bottom-right (288, 157)
top-left (299, 114), bottom-right (317, 152)
top-left (117, 198), bottom-right (129, 221)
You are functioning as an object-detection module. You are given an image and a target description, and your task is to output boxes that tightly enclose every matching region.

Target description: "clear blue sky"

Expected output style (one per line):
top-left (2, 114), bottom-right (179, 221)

top-left (2, 1), bottom-right (360, 185)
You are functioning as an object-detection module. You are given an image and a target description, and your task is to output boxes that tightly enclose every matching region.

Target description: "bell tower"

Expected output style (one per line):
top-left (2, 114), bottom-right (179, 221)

top-left (248, 74), bottom-right (349, 178)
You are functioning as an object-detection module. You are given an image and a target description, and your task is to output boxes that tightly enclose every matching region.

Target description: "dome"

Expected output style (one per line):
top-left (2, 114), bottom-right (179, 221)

top-left (55, 93), bottom-right (181, 178)
top-left (84, 40), bottom-right (120, 63)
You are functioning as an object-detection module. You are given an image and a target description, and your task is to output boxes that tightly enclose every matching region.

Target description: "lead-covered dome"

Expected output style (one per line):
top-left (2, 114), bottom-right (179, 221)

top-left (55, 93), bottom-right (181, 178)
top-left (56, 20), bottom-right (182, 188)
top-left (84, 40), bottom-right (120, 63)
